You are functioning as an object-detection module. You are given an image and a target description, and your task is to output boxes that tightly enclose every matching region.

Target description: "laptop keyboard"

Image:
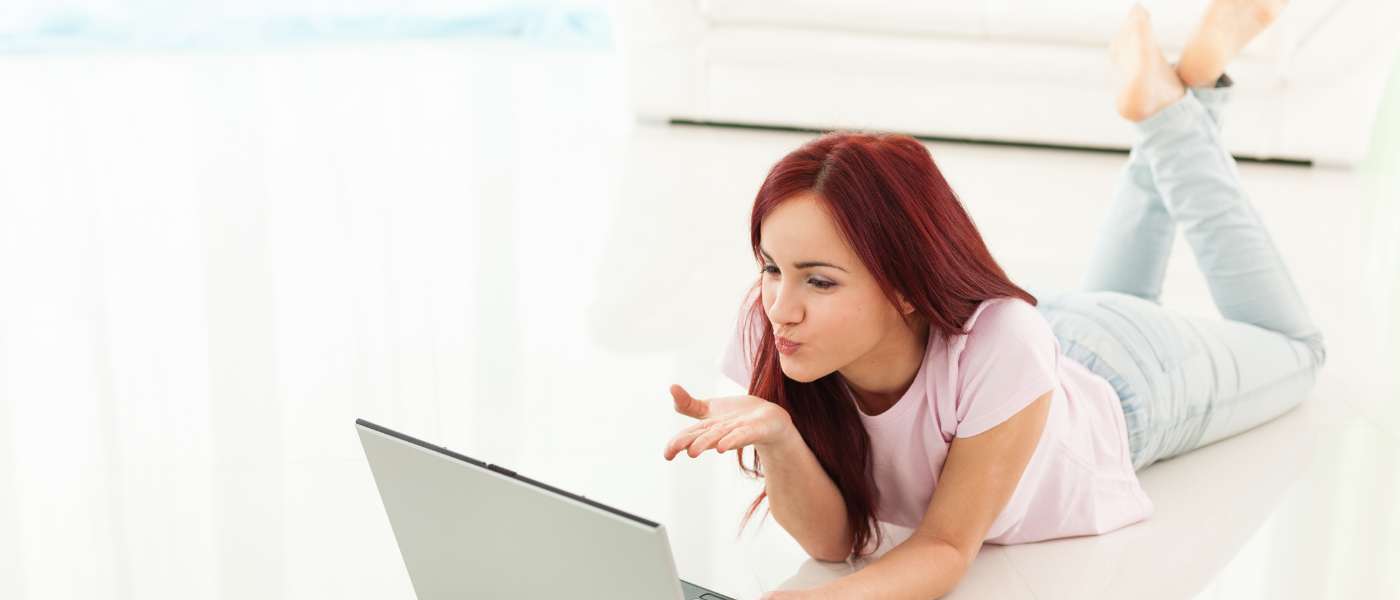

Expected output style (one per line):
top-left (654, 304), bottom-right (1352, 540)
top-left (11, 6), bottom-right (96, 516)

top-left (680, 579), bottom-right (732, 600)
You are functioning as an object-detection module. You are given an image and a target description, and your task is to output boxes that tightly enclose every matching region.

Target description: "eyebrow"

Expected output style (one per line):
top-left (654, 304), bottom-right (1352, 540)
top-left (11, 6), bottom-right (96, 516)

top-left (759, 247), bottom-right (849, 273)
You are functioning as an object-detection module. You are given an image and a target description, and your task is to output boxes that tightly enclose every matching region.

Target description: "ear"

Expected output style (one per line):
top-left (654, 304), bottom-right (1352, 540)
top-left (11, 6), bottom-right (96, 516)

top-left (895, 293), bottom-right (917, 315)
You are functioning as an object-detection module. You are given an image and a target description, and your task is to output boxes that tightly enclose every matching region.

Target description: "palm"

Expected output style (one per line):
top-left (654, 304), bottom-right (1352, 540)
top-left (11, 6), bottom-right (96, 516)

top-left (664, 384), bottom-right (790, 460)
top-left (707, 395), bottom-right (765, 420)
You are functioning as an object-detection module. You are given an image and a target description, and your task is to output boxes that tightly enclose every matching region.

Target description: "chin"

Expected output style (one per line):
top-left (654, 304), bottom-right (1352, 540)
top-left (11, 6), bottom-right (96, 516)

top-left (777, 356), bottom-right (832, 384)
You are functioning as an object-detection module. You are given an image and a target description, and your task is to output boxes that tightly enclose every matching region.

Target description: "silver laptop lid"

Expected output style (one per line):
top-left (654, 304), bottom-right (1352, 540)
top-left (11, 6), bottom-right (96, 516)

top-left (356, 419), bottom-right (687, 600)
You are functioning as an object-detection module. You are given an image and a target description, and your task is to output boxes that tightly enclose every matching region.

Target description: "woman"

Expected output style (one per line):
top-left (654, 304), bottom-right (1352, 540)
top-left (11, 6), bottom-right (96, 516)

top-left (663, 1), bottom-right (1323, 598)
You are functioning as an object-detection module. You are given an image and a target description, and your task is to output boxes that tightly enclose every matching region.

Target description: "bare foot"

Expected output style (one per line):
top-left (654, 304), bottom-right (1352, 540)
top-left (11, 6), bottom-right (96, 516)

top-left (1177, 0), bottom-right (1289, 87)
top-left (1111, 5), bottom-right (1185, 122)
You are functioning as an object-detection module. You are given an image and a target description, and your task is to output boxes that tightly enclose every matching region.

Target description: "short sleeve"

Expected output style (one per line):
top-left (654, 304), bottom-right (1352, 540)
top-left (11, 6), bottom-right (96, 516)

top-left (718, 290), bottom-right (762, 389)
top-left (953, 299), bottom-right (1060, 438)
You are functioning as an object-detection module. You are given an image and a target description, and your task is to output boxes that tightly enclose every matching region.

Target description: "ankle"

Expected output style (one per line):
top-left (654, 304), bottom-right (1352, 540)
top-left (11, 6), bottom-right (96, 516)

top-left (1177, 67), bottom-right (1223, 89)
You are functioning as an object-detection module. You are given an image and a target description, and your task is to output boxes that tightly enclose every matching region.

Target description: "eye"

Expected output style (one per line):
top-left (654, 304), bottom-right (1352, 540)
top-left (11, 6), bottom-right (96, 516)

top-left (762, 263), bottom-right (780, 276)
top-left (808, 276), bottom-right (836, 290)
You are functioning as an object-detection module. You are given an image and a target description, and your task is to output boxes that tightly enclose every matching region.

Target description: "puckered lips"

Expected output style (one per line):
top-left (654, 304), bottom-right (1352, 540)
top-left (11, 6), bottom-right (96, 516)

top-left (775, 335), bottom-right (802, 356)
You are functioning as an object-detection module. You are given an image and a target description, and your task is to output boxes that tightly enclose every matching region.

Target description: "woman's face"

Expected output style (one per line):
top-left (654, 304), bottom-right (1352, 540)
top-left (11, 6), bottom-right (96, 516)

top-left (759, 193), bottom-right (913, 383)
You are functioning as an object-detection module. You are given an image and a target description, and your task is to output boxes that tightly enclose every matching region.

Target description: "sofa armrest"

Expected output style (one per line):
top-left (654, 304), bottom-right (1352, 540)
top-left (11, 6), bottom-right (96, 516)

top-left (608, 0), bottom-right (710, 119)
top-left (1284, 0), bottom-right (1400, 81)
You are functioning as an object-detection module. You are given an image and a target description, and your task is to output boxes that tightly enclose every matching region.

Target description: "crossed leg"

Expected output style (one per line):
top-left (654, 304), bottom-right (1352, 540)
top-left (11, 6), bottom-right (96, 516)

top-left (1070, 0), bottom-right (1324, 465)
top-left (1089, 0), bottom-right (1321, 348)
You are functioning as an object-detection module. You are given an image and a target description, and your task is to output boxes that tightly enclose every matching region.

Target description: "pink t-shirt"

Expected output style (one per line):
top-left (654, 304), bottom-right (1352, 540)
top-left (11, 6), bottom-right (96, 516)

top-left (719, 296), bottom-right (1152, 554)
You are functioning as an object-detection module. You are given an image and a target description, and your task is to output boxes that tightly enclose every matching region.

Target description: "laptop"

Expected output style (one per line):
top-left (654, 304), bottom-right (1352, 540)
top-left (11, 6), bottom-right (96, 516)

top-left (356, 419), bottom-right (734, 600)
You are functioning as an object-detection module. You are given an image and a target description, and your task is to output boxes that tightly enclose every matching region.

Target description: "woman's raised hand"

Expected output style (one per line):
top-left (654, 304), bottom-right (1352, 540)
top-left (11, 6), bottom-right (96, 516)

top-left (664, 384), bottom-right (795, 460)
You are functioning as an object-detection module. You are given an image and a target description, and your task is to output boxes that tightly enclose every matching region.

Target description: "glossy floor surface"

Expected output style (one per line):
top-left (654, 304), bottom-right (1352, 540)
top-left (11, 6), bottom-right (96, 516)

top-left (1, 40), bottom-right (1398, 600)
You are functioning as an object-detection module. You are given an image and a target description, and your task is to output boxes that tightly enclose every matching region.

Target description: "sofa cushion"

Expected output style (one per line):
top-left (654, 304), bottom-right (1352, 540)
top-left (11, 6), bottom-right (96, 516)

top-left (985, 0), bottom-right (1345, 62)
top-left (985, 0), bottom-right (1207, 51)
top-left (699, 0), bottom-right (1350, 64)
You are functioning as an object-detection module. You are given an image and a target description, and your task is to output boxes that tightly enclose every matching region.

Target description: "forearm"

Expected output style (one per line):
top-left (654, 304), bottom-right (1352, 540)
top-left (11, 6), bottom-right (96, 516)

top-left (757, 427), bottom-right (853, 561)
top-left (812, 534), bottom-right (971, 600)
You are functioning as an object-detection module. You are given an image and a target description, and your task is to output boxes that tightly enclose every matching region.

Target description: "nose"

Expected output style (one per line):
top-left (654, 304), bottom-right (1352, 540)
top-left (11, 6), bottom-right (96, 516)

top-left (765, 280), bottom-right (803, 327)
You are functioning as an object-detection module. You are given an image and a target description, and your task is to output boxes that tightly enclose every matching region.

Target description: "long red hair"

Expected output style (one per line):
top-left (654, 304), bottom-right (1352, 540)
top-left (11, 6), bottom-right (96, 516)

top-left (737, 132), bottom-right (1036, 559)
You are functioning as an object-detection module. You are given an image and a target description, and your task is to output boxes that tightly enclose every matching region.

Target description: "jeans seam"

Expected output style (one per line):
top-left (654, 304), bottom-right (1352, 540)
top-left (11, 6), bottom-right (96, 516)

top-left (1093, 302), bottom-right (1201, 370)
top-left (1208, 362), bottom-right (1321, 412)
top-left (1044, 302), bottom-right (1174, 375)
top-left (1051, 334), bottom-right (1148, 465)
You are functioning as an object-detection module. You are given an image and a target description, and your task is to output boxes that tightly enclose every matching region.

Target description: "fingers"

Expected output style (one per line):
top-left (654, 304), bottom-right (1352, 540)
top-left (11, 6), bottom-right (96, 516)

top-left (687, 426), bottom-right (730, 458)
top-left (716, 425), bottom-right (756, 454)
top-left (663, 428), bottom-right (695, 461)
top-left (663, 419), bottom-right (750, 460)
top-left (670, 384), bottom-right (707, 419)
top-left (663, 421), bottom-right (709, 460)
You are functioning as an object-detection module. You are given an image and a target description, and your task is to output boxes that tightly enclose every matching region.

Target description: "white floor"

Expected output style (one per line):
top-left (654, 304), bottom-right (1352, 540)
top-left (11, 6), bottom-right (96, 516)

top-left (0, 39), bottom-right (1398, 600)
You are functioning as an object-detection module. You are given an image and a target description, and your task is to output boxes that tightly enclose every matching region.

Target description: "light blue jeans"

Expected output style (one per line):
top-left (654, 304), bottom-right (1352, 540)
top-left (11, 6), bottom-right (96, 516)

top-left (1025, 82), bottom-right (1327, 471)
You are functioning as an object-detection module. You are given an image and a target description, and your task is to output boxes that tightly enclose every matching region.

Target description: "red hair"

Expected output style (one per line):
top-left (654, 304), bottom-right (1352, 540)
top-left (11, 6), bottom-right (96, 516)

top-left (737, 132), bottom-right (1036, 559)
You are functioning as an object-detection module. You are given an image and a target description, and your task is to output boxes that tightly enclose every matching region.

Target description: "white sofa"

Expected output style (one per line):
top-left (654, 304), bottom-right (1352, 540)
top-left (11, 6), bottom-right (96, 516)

top-left (609, 0), bottom-right (1400, 165)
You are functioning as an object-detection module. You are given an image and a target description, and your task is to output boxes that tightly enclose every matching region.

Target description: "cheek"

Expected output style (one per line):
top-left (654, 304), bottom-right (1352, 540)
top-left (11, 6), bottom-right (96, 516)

top-left (776, 293), bottom-right (890, 380)
top-left (806, 296), bottom-right (884, 353)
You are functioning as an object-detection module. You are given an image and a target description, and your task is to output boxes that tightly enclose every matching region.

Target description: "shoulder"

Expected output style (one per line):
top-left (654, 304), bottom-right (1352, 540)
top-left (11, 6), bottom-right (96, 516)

top-left (962, 297), bottom-right (1050, 342)
top-left (948, 297), bottom-right (1060, 437)
top-left (953, 297), bottom-right (1057, 369)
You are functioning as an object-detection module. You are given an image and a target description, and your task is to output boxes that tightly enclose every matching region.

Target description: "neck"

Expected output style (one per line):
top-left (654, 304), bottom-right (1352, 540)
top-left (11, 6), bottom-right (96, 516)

top-left (840, 317), bottom-right (930, 416)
